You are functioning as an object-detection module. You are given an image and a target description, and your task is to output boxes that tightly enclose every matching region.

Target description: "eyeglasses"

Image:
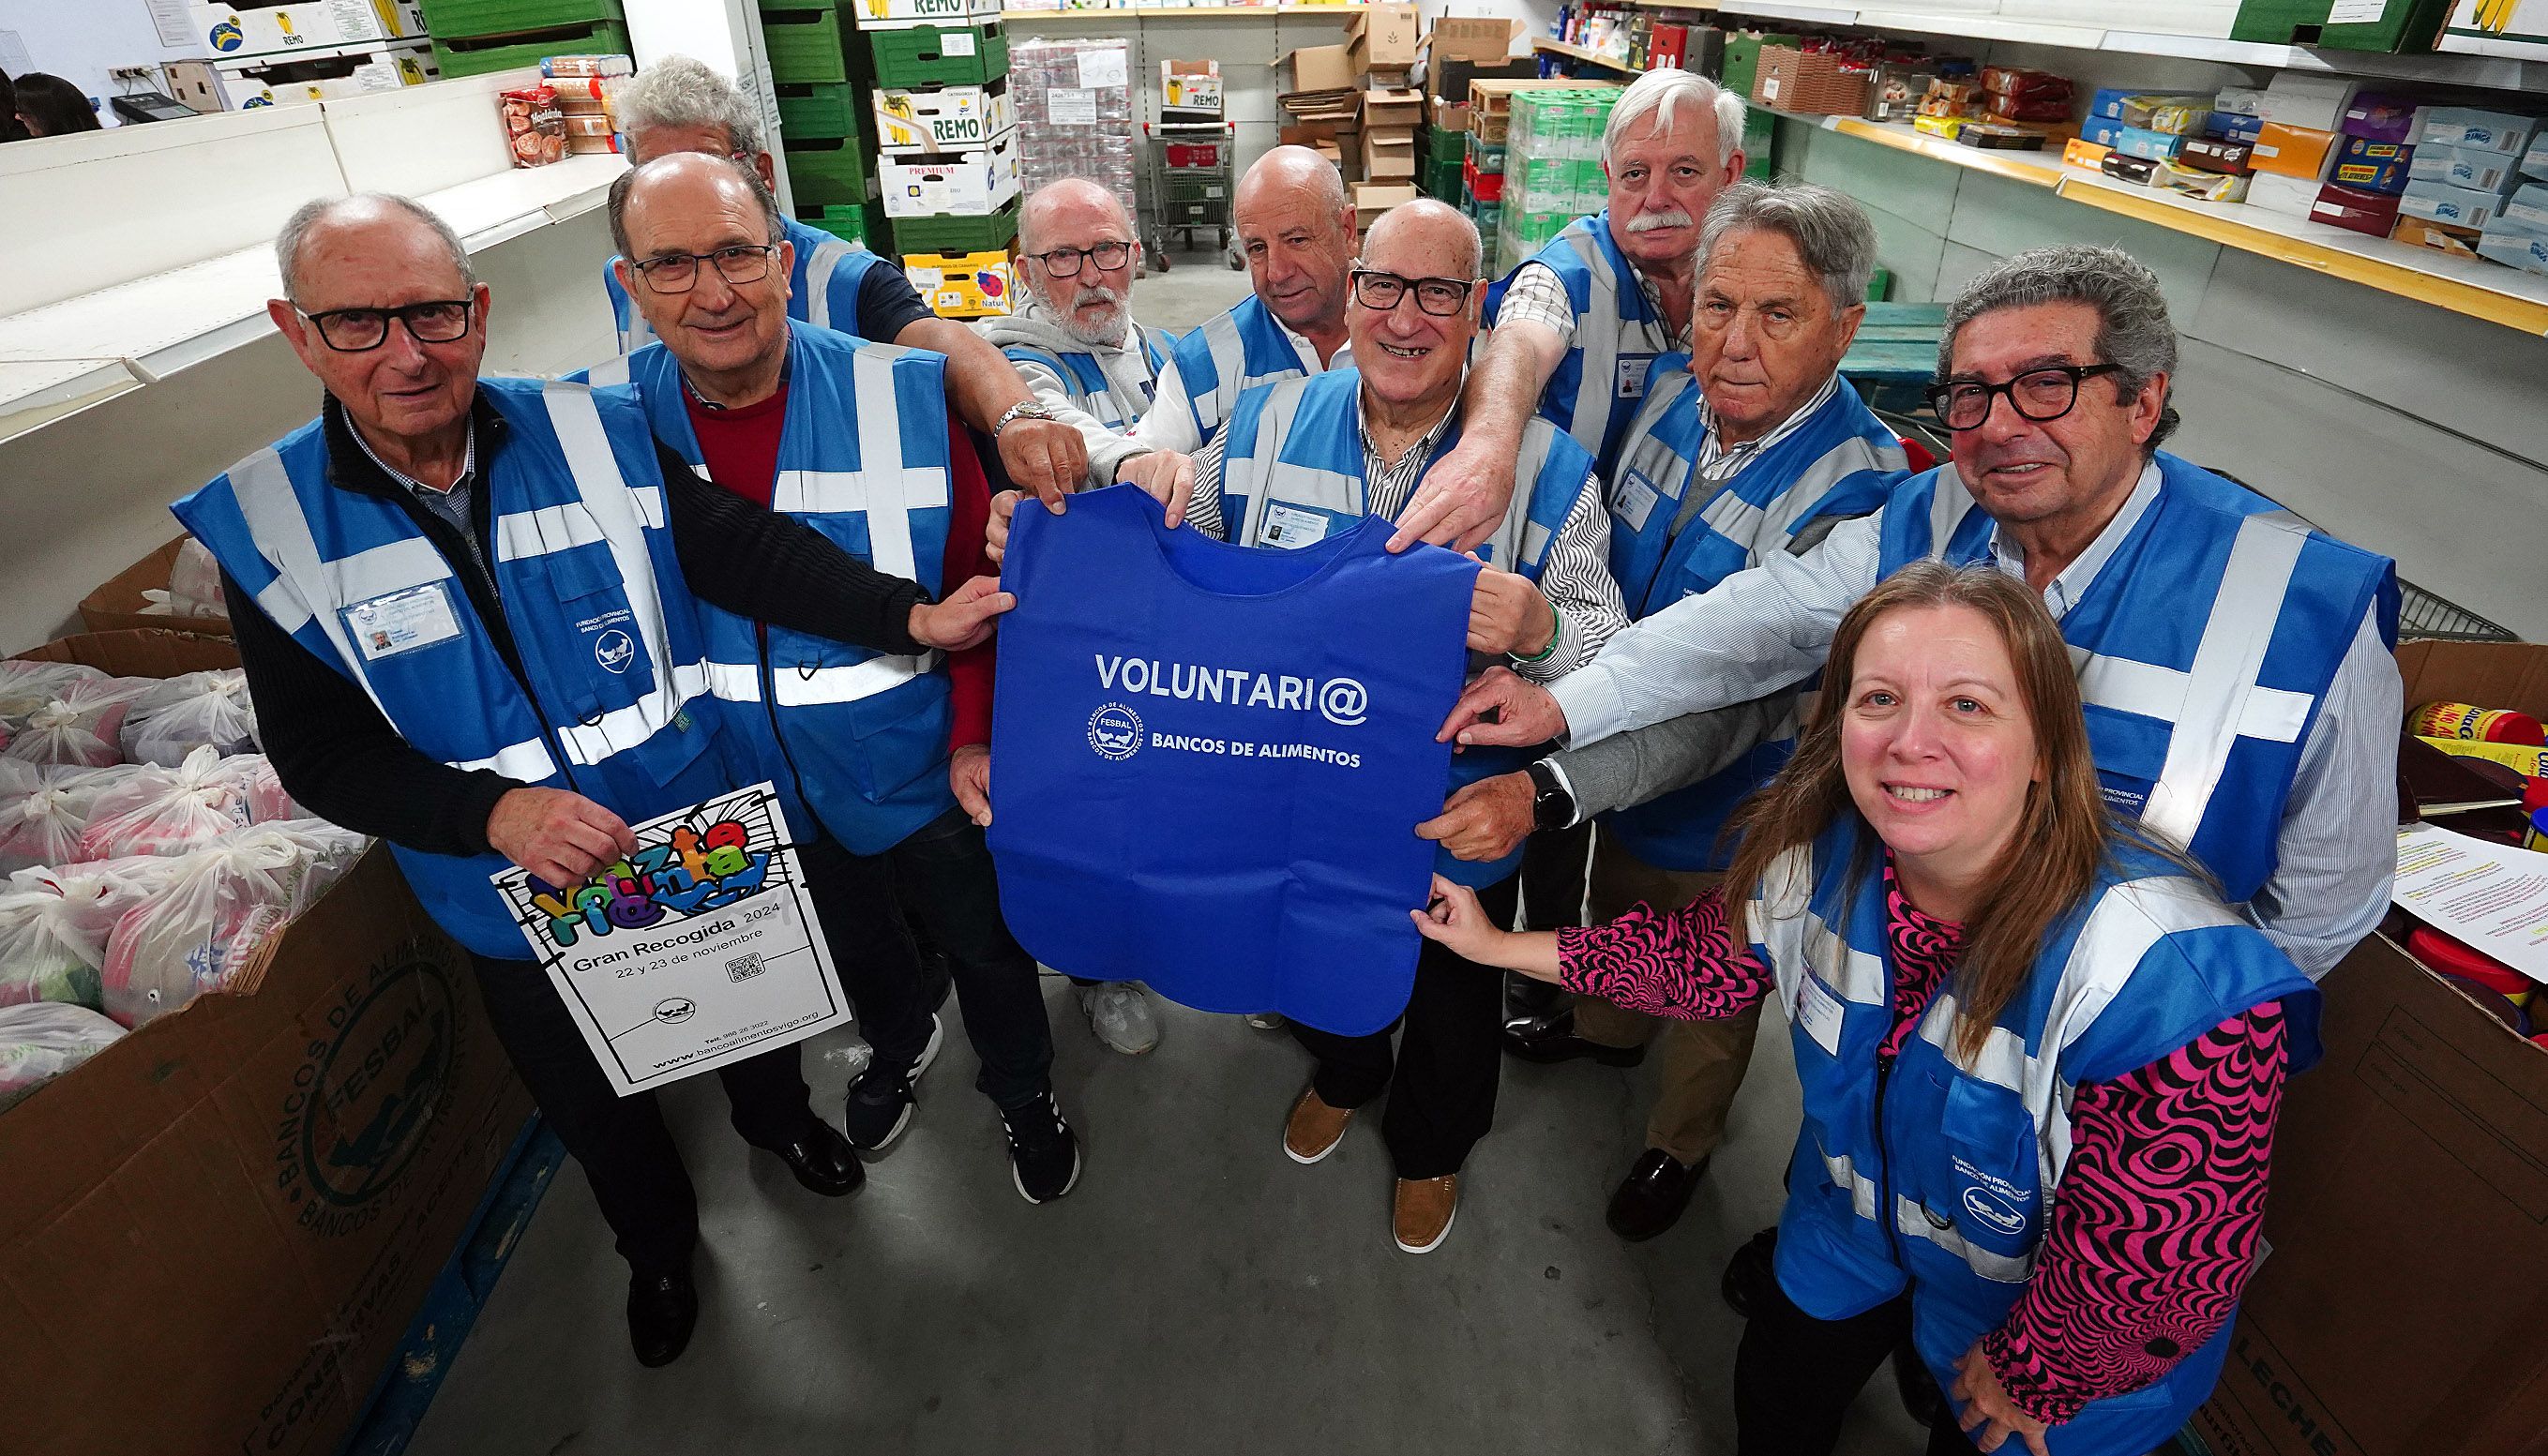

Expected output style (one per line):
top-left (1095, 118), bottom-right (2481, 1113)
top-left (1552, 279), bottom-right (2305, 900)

top-left (297, 299), bottom-right (476, 353)
top-left (629, 243), bottom-right (779, 293)
top-left (1925, 363), bottom-right (2125, 431)
top-left (1023, 241), bottom-right (1135, 278)
top-left (1349, 268), bottom-right (1477, 318)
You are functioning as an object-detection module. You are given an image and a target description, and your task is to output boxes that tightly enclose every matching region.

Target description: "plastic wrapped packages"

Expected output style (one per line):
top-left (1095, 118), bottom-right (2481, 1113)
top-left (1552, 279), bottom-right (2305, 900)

top-left (4, 675), bottom-right (152, 769)
top-left (164, 538), bottom-right (228, 621)
top-left (77, 745), bottom-right (252, 861)
top-left (0, 660), bottom-right (107, 720)
top-left (0, 787), bottom-right (88, 876)
top-left (100, 833), bottom-right (302, 1027)
top-left (216, 819), bottom-right (367, 914)
top-left (119, 669), bottom-right (258, 767)
top-left (220, 755), bottom-right (304, 823)
top-left (11, 856), bottom-right (183, 962)
top-left (0, 887), bottom-right (108, 1009)
top-left (0, 1002), bottom-right (125, 1110)
top-left (41, 762), bottom-right (157, 820)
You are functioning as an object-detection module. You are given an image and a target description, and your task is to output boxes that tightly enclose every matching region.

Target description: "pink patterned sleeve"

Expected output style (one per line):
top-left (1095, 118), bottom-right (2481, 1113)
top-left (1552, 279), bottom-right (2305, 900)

top-left (1982, 1001), bottom-right (2289, 1424)
top-left (1555, 887), bottom-right (1776, 1022)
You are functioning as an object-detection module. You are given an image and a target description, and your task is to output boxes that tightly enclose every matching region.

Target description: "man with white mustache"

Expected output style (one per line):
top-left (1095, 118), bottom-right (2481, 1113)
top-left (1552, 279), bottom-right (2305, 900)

top-left (977, 180), bottom-right (1171, 458)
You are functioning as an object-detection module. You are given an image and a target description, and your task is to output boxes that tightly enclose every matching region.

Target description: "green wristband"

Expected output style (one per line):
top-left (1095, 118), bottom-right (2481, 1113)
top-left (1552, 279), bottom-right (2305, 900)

top-left (1513, 598), bottom-right (1562, 665)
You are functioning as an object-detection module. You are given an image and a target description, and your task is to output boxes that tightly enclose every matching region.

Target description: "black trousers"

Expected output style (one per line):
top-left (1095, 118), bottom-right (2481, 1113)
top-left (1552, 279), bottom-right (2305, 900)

top-left (1518, 819), bottom-right (1594, 931)
top-left (1289, 873), bottom-right (1518, 1180)
top-left (1735, 1271), bottom-right (1980, 1456)
top-left (807, 805), bottom-right (1053, 1109)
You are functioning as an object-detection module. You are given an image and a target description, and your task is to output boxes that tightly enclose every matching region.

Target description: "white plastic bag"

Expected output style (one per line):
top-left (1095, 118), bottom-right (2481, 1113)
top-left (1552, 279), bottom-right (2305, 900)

top-left (101, 834), bottom-right (300, 1028)
top-left (0, 661), bottom-right (106, 720)
top-left (166, 538), bottom-right (229, 620)
top-left (206, 754), bottom-right (302, 824)
top-left (0, 889), bottom-right (107, 1010)
top-left (40, 762), bottom-right (155, 819)
top-left (119, 669), bottom-right (258, 767)
top-left (0, 787), bottom-right (87, 876)
top-left (217, 819), bottom-right (368, 914)
top-left (11, 856), bottom-right (183, 961)
top-left (78, 745), bottom-right (251, 861)
top-left (0, 1002), bottom-right (125, 1110)
top-left (4, 675), bottom-right (152, 769)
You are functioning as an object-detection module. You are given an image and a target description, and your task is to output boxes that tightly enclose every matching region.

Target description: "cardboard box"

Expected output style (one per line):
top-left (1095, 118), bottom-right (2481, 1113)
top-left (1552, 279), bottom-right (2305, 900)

top-left (1432, 15), bottom-right (1523, 62)
top-left (2477, 222), bottom-right (2548, 274)
top-left (2156, 158), bottom-right (2249, 201)
top-left (903, 249), bottom-right (1015, 317)
top-left (2252, 72), bottom-right (2360, 131)
top-left (2419, 105), bottom-right (2539, 156)
top-left (880, 131), bottom-right (1020, 217)
top-left (2180, 134), bottom-right (2256, 173)
top-left (2252, 122), bottom-right (2340, 178)
top-left (1161, 58), bottom-right (1222, 114)
top-left (1352, 180), bottom-right (1419, 232)
top-left (2409, 143), bottom-right (2520, 193)
top-left (78, 537), bottom-right (233, 636)
top-left (2501, 181), bottom-right (2548, 230)
top-left (2211, 111), bottom-right (2268, 144)
top-left (2245, 169), bottom-right (2323, 218)
top-left (2391, 214), bottom-right (2484, 257)
top-left (1363, 85), bottom-right (1423, 130)
top-left (1286, 42), bottom-right (1357, 95)
top-left (2398, 177), bottom-right (2510, 228)
top-left (2310, 181), bottom-right (2405, 233)
top-left (164, 41), bottom-right (434, 113)
top-left (187, 0), bottom-right (428, 60)
top-left (2110, 125), bottom-right (2187, 162)
top-left (1349, 2), bottom-right (1421, 69)
top-left (2089, 87), bottom-right (2207, 122)
top-left (851, 0), bottom-right (999, 27)
top-left (2062, 136), bottom-right (2113, 169)
top-left (2340, 90), bottom-right (2423, 143)
top-left (871, 82), bottom-right (1015, 153)
top-left (0, 631), bottom-right (530, 1456)
top-left (1362, 128), bottom-right (1416, 181)
top-left (2332, 136), bottom-right (2413, 193)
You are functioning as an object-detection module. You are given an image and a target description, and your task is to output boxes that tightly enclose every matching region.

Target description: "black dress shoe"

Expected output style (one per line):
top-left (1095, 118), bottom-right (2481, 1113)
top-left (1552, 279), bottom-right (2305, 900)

top-left (1606, 1148), bottom-right (1706, 1241)
top-left (627, 1268), bottom-right (698, 1368)
top-left (1501, 1007), bottom-right (1645, 1067)
top-left (758, 1117), bottom-right (867, 1197)
top-left (1504, 972), bottom-right (1565, 1021)
top-left (1722, 1225), bottom-right (1779, 1318)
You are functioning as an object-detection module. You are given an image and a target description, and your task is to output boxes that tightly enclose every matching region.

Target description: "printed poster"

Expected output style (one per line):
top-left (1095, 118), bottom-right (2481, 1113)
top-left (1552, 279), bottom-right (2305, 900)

top-left (490, 782), bottom-right (849, 1096)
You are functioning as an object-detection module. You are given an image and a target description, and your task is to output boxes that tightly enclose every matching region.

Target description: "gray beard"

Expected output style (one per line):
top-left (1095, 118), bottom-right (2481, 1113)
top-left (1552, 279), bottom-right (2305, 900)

top-left (1054, 304), bottom-right (1130, 349)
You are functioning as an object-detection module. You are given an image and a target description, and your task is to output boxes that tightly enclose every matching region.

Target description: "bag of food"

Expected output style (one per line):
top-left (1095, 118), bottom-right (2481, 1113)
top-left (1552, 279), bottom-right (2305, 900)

top-left (166, 538), bottom-right (229, 620)
top-left (0, 887), bottom-right (111, 1009)
top-left (214, 819), bottom-right (368, 914)
top-left (209, 754), bottom-right (305, 823)
top-left (501, 85), bottom-right (566, 167)
top-left (0, 660), bottom-right (106, 720)
top-left (100, 834), bottom-right (301, 1028)
top-left (0, 787), bottom-right (87, 876)
top-left (0, 1001), bottom-right (126, 1110)
top-left (77, 745), bottom-right (250, 861)
top-left (11, 855), bottom-right (183, 961)
top-left (40, 761), bottom-right (154, 818)
top-left (4, 675), bottom-right (152, 769)
top-left (119, 668), bottom-right (258, 766)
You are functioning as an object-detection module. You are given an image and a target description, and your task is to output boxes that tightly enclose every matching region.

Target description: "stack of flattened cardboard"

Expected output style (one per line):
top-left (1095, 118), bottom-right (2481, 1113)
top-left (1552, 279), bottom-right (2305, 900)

top-left (1279, 38), bottom-right (1361, 173)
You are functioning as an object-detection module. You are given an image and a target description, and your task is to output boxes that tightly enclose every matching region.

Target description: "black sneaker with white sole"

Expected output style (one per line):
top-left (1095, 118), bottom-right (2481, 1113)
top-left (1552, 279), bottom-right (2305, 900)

top-left (999, 1091), bottom-right (1080, 1204)
top-left (843, 1013), bottom-right (944, 1153)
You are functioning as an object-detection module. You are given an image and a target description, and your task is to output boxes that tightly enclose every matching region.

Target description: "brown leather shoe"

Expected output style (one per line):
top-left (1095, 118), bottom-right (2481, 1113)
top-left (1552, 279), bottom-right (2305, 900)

top-left (1393, 1175), bottom-right (1459, 1254)
top-left (1283, 1085), bottom-right (1353, 1164)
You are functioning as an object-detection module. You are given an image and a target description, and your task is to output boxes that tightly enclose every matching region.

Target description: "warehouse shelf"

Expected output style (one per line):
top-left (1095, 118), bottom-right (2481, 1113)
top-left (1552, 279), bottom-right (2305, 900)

top-left (1532, 37), bottom-right (1645, 74)
top-left (1767, 105), bottom-right (2548, 336)
top-left (1001, 4), bottom-right (1365, 17)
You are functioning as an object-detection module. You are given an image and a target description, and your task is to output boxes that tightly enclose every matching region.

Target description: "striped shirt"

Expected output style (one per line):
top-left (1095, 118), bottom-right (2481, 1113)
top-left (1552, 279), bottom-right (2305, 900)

top-left (344, 407), bottom-right (490, 591)
top-left (1494, 257), bottom-right (1681, 352)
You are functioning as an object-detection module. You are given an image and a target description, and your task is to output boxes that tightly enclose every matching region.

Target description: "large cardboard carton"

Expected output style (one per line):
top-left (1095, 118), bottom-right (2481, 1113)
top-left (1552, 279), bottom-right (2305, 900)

top-left (1349, 2), bottom-right (1422, 69)
top-left (0, 631), bottom-right (533, 1456)
top-left (186, 0), bottom-right (430, 61)
top-left (1286, 41), bottom-right (1358, 96)
top-left (2188, 638), bottom-right (2548, 1456)
top-left (1432, 15), bottom-right (1524, 61)
top-left (79, 537), bottom-right (233, 638)
top-left (1362, 128), bottom-right (1417, 181)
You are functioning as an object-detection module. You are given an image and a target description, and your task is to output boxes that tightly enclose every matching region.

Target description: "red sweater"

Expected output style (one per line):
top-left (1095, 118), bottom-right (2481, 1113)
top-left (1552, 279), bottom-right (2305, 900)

top-left (686, 384), bottom-right (998, 747)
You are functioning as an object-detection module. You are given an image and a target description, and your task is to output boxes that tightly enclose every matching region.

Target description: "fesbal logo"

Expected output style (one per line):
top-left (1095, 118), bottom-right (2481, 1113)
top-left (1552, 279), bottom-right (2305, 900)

top-left (1093, 654), bottom-right (1368, 728)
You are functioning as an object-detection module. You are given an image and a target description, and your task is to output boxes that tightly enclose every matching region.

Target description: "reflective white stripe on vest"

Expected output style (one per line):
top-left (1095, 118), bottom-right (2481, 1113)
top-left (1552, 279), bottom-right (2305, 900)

top-left (805, 239), bottom-right (853, 331)
top-left (451, 736), bottom-right (558, 781)
top-left (1822, 1146), bottom-right (1881, 1220)
top-left (1559, 230), bottom-right (1622, 452)
top-left (587, 354), bottom-right (634, 388)
top-left (542, 382), bottom-right (689, 754)
top-left (225, 443), bottom-right (391, 715)
top-left (1896, 1195), bottom-right (2032, 1282)
top-left (559, 662), bottom-right (712, 764)
top-left (703, 652), bottom-right (942, 705)
top-left (2044, 875), bottom-right (2238, 1183)
top-left (1924, 469), bottom-right (1975, 558)
top-left (494, 502), bottom-right (607, 562)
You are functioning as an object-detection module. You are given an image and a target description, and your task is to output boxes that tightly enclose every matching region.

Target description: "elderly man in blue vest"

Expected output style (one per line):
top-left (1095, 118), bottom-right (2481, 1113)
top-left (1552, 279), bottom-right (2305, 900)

top-left (594, 55), bottom-right (1088, 505)
top-left (1387, 68), bottom-right (1746, 557)
top-left (1448, 241), bottom-right (2402, 994)
top-left (1159, 197), bottom-right (1629, 1254)
top-left (1428, 180), bottom-right (1913, 1244)
top-left (605, 153), bottom-right (1083, 1205)
top-left (173, 194), bottom-right (1010, 1368)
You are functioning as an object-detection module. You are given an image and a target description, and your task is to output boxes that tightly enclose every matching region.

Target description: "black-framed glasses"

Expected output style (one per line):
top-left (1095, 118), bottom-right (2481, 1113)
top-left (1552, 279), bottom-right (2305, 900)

top-left (298, 299), bottom-right (475, 353)
top-left (1925, 363), bottom-right (2125, 431)
top-left (629, 243), bottom-right (779, 293)
top-left (1024, 241), bottom-right (1135, 278)
top-left (1349, 268), bottom-right (1477, 318)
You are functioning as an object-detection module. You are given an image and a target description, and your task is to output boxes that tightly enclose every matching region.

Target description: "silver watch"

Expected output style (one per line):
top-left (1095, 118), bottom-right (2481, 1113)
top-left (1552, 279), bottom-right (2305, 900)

top-left (991, 399), bottom-right (1059, 436)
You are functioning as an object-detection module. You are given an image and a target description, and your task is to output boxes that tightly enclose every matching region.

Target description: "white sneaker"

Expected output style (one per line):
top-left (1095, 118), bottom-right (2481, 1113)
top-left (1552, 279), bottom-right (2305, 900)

top-left (1078, 982), bottom-right (1162, 1055)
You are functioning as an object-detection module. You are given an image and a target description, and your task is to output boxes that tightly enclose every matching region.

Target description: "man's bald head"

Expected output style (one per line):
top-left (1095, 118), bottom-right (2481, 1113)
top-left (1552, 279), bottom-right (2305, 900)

top-left (1237, 144), bottom-right (1349, 219)
top-left (1363, 198), bottom-right (1480, 280)
top-left (1020, 177), bottom-right (1133, 254)
top-left (1232, 145), bottom-right (1356, 338)
top-left (609, 150), bottom-right (783, 262)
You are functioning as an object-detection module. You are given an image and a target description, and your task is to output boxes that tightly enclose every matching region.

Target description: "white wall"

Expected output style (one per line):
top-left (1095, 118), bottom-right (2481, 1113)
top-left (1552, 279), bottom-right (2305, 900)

top-left (0, 0), bottom-right (197, 126)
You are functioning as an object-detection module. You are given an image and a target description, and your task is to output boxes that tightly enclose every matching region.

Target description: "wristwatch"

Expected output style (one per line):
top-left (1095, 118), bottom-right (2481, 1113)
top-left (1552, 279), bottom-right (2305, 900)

top-left (990, 399), bottom-right (1060, 437)
top-left (1524, 760), bottom-right (1577, 833)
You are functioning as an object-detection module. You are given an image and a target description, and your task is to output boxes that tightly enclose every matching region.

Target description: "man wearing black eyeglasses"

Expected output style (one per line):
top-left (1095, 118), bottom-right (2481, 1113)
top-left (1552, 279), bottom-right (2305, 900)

top-left (174, 191), bottom-right (1013, 1371)
top-left (1445, 243), bottom-right (2401, 998)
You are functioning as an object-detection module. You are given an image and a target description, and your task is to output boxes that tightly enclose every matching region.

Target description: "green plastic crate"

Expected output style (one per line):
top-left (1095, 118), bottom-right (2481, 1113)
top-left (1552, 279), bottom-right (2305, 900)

top-left (2228, 0), bottom-right (2448, 53)
top-left (1422, 158), bottom-right (1461, 202)
top-left (432, 20), bottom-right (628, 76)
top-left (784, 137), bottom-right (874, 208)
top-left (797, 202), bottom-right (888, 248)
top-left (885, 205), bottom-right (1018, 255)
top-left (763, 8), bottom-right (851, 83)
top-left (1741, 105), bottom-right (1775, 180)
top-left (861, 21), bottom-right (1006, 88)
top-left (1466, 133), bottom-right (1505, 173)
top-left (776, 81), bottom-right (865, 140)
top-left (418, 0), bottom-right (619, 39)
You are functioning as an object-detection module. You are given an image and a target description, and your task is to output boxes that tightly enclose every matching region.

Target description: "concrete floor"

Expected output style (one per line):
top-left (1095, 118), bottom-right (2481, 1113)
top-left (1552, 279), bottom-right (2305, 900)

top-left (401, 254), bottom-right (1929, 1455)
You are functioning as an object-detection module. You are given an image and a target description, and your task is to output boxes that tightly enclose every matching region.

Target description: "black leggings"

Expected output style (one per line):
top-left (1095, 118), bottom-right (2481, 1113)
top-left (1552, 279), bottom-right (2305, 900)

top-left (1735, 1272), bottom-right (1981, 1456)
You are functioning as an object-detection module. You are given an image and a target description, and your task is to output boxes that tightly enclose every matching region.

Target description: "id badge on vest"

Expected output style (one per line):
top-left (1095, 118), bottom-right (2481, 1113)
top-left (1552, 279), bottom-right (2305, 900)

top-left (1794, 972), bottom-right (1846, 1057)
top-left (1261, 502), bottom-right (1358, 551)
top-left (345, 581), bottom-right (464, 660)
top-left (1611, 468), bottom-right (1664, 534)
top-left (1616, 353), bottom-right (1656, 400)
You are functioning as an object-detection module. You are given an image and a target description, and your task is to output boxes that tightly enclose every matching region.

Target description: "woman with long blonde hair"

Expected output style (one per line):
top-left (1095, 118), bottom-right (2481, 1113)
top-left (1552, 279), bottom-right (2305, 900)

top-left (1420, 562), bottom-right (2310, 1455)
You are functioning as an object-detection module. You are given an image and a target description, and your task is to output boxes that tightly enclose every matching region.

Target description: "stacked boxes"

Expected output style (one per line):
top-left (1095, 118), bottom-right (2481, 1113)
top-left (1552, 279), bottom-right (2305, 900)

top-left (764, 0), bottom-right (874, 240)
top-left (1010, 39), bottom-right (1138, 233)
top-left (164, 42), bottom-right (438, 112)
top-left (858, 0), bottom-right (1020, 316)
top-left (1493, 86), bottom-right (1620, 272)
top-left (415, 0), bottom-right (626, 78)
top-left (184, 0), bottom-right (430, 59)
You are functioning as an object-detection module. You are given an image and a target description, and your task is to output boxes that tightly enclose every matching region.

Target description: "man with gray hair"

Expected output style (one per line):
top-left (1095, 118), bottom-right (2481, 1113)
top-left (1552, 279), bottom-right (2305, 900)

top-left (599, 55), bottom-right (1087, 505)
top-left (1446, 241), bottom-right (2402, 993)
top-left (1393, 68), bottom-right (1748, 551)
top-left (1432, 181), bottom-right (1913, 1242)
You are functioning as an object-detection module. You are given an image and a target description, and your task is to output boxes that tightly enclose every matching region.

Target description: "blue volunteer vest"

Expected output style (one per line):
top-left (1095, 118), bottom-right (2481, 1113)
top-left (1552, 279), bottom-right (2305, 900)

top-left (1001, 327), bottom-right (1171, 431)
top-left (1877, 453), bottom-right (2398, 907)
top-left (595, 217), bottom-right (885, 384)
top-left (627, 321), bottom-right (957, 854)
top-left (1755, 819), bottom-right (2314, 1456)
top-left (1161, 293), bottom-right (1321, 449)
top-left (1215, 368), bottom-right (1595, 888)
top-left (988, 485), bottom-right (1477, 1036)
top-left (1484, 211), bottom-right (1675, 479)
top-left (1599, 365), bottom-right (1906, 871)
top-left (173, 379), bottom-right (739, 958)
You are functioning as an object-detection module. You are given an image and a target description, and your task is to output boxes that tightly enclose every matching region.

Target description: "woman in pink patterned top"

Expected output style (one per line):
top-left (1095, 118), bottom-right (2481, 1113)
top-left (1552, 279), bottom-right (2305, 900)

top-left (1416, 562), bottom-right (2308, 1456)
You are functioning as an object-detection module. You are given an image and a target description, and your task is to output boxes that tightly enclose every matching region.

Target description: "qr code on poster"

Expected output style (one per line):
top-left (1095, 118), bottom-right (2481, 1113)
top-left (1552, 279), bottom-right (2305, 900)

top-left (725, 953), bottom-right (765, 983)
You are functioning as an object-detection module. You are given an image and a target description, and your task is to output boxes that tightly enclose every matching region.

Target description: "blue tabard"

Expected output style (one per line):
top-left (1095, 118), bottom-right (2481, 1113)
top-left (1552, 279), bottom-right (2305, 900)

top-left (1599, 364), bottom-right (1906, 871)
top-left (1158, 293), bottom-right (1320, 449)
top-left (1214, 368), bottom-right (1596, 888)
top-left (595, 217), bottom-right (885, 384)
top-left (626, 321), bottom-right (957, 854)
top-left (173, 379), bottom-right (742, 958)
top-left (1753, 819), bottom-right (2314, 1456)
top-left (987, 485), bottom-right (1477, 1036)
top-left (1000, 328), bottom-right (1170, 431)
top-left (1483, 211), bottom-right (1676, 479)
